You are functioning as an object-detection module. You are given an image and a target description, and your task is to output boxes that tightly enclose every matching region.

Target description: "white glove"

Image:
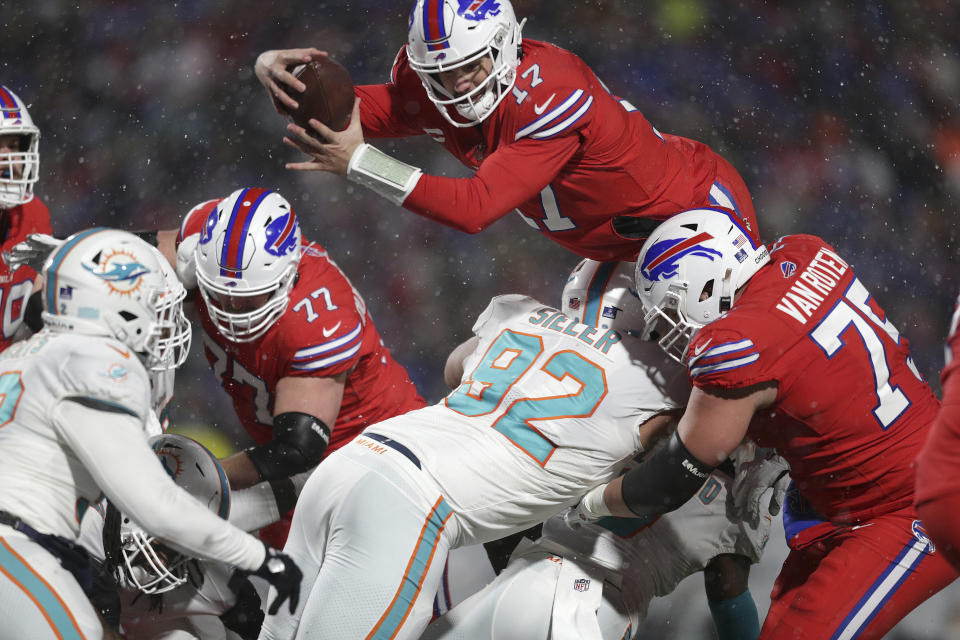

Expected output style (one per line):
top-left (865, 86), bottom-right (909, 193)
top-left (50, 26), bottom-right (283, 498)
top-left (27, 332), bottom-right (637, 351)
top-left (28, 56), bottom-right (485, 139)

top-left (176, 233), bottom-right (200, 290)
top-left (731, 448), bottom-right (791, 527)
top-left (563, 483), bottom-right (612, 529)
top-left (3, 233), bottom-right (63, 273)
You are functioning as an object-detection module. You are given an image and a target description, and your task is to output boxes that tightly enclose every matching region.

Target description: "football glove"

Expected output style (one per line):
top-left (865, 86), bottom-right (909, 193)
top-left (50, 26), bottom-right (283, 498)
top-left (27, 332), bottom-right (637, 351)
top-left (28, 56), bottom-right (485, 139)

top-left (562, 483), bottom-right (612, 529)
top-left (3, 233), bottom-right (63, 273)
top-left (731, 448), bottom-right (791, 527)
top-left (221, 571), bottom-right (265, 640)
top-left (253, 544), bottom-right (302, 615)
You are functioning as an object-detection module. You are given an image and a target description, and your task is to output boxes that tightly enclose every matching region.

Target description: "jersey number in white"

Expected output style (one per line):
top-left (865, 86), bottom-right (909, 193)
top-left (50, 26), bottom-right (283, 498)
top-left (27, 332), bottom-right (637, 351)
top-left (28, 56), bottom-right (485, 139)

top-left (810, 278), bottom-right (918, 430)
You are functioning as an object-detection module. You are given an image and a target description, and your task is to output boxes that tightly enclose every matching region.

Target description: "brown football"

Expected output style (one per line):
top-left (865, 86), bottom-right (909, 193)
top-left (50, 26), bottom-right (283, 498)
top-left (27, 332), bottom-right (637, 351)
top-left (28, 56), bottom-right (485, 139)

top-left (285, 57), bottom-right (355, 132)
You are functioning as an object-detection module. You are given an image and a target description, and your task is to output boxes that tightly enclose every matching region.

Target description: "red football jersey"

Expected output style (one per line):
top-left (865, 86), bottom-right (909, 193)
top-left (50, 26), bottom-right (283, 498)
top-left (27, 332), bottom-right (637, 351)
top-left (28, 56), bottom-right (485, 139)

top-left (356, 40), bottom-right (757, 261)
top-left (180, 210), bottom-right (426, 452)
top-left (686, 235), bottom-right (939, 524)
top-left (0, 198), bottom-right (51, 351)
top-left (915, 291), bottom-right (960, 508)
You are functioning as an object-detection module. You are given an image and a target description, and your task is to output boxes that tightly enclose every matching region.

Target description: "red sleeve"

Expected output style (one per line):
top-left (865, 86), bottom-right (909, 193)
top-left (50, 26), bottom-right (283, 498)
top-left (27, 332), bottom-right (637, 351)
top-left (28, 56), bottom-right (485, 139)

top-left (355, 47), bottom-right (425, 139)
top-left (914, 322), bottom-right (960, 569)
top-left (686, 325), bottom-right (771, 390)
top-left (402, 135), bottom-right (581, 233)
top-left (28, 199), bottom-right (51, 235)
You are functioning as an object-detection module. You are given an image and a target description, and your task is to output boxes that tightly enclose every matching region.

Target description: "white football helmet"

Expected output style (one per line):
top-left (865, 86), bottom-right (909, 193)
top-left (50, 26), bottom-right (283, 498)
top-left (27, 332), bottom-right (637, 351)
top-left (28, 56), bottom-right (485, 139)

top-left (407, 0), bottom-right (523, 127)
top-left (0, 85), bottom-right (40, 209)
top-left (119, 434), bottom-right (231, 594)
top-left (635, 208), bottom-right (770, 362)
top-left (41, 228), bottom-right (192, 370)
top-left (561, 259), bottom-right (644, 335)
top-left (194, 188), bottom-right (302, 343)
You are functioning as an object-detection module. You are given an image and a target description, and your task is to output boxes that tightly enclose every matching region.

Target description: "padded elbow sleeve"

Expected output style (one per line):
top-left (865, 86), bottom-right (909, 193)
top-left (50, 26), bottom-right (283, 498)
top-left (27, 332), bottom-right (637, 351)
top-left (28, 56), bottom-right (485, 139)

top-left (245, 412), bottom-right (331, 482)
top-left (621, 431), bottom-right (715, 518)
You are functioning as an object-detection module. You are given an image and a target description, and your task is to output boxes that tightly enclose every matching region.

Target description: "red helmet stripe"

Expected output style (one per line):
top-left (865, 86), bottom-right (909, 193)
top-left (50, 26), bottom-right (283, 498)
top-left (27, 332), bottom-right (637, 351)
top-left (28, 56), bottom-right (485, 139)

top-left (220, 188), bottom-right (271, 275)
top-left (645, 232), bottom-right (714, 272)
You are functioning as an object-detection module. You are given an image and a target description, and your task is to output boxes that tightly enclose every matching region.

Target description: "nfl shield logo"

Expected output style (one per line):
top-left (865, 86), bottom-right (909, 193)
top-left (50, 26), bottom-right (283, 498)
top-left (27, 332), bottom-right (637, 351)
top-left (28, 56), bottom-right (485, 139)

top-left (573, 578), bottom-right (590, 592)
top-left (567, 297), bottom-right (581, 310)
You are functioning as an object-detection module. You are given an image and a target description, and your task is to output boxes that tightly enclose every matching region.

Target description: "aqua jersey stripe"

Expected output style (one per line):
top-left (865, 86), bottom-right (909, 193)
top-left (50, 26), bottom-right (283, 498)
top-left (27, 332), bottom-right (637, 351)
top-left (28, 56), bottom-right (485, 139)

top-left (0, 539), bottom-right (87, 639)
top-left (371, 498), bottom-right (453, 638)
top-left (44, 228), bottom-right (109, 314)
top-left (584, 261), bottom-right (618, 326)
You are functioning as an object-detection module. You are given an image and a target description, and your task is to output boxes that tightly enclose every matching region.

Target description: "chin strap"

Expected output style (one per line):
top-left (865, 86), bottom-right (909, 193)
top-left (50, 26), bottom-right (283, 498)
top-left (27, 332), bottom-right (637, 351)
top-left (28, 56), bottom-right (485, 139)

top-left (719, 267), bottom-right (734, 313)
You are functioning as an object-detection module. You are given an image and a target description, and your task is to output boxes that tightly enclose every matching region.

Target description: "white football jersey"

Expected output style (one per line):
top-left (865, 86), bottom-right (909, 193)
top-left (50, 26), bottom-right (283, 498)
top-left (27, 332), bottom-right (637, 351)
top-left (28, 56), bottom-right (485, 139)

top-left (369, 295), bottom-right (690, 546)
top-left (0, 330), bottom-right (150, 539)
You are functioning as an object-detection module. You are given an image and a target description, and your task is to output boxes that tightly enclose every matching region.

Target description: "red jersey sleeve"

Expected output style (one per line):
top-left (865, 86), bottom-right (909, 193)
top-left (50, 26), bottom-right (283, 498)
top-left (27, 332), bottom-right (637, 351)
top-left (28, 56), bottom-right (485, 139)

top-left (686, 323), bottom-right (775, 390)
top-left (177, 199), bottom-right (221, 243)
top-left (403, 135), bottom-right (580, 233)
top-left (355, 47), bottom-right (427, 139)
top-left (25, 198), bottom-right (52, 235)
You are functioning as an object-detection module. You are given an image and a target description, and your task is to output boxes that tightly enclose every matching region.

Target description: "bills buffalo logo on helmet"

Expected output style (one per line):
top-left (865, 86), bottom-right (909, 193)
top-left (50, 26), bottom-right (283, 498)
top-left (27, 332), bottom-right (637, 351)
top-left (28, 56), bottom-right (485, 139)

top-left (199, 204), bottom-right (219, 246)
top-left (639, 232), bottom-right (722, 282)
top-left (458, 0), bottom-right (502, 20)
top-left (264, 211), bottom-right (299, 257)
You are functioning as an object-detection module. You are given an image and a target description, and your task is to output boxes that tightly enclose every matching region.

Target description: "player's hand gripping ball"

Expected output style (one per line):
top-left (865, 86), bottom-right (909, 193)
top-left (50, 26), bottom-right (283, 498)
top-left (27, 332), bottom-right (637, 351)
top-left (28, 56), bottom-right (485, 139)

top-left (284, 57), bottom-right (355, 132)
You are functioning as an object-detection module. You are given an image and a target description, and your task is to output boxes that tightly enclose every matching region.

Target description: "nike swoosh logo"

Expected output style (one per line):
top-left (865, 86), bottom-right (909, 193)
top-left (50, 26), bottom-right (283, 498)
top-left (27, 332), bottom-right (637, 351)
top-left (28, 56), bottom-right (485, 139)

top-left (107, 344), bottom-right (131, 358)
top-left (534, 94), bottom-right (556, 115)
top-left (693, 339), bottom-right (712, 356)
top-left (322, 322), bottom-right (341, 338)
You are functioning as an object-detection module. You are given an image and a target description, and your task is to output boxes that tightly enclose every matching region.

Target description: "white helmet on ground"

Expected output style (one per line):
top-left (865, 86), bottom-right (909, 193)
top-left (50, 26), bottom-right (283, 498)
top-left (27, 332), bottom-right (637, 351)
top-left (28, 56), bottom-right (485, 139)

top-left (407, 0), bottom-right (523, 127)
top-left (561, 259), bottom-right (644, 335)
top-left (117, 434), bottom-right (231, 594)
top-left (0, 85), bottom-right (40, 209)
top-left (194, 188), bottom-right (302, 343)
top-left (634, 208), bottom-right (770, 362)
top-left (41, 228), bottom-right (192, 371)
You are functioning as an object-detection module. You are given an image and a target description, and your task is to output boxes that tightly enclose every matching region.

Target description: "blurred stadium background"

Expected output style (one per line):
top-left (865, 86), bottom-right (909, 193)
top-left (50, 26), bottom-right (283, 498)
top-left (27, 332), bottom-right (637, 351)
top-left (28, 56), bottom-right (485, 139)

top-left (3, 1), bottom-right (959, 636)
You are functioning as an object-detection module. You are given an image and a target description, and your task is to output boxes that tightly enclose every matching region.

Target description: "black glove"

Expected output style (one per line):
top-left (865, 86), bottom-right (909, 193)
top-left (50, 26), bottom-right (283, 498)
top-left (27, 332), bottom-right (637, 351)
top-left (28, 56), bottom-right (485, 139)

top-left (253, 545), bottom-right (302, 615)
top-left (220, 571), bottom-right (265, 640)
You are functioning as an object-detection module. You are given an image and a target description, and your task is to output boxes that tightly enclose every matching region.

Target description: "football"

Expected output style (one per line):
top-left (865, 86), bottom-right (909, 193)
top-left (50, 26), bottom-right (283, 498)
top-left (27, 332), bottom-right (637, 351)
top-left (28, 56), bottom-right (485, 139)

top-left (284, 57), bottom-right (355, 132)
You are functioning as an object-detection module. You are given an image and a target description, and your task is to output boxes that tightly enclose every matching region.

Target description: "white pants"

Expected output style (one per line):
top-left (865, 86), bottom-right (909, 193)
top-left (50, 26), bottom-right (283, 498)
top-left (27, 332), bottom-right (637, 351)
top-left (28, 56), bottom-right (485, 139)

top-left (259, 440), bottom-right (454, 640)
top-left (421, 540), bottom-right (633, 640)
top-left (0, 528), bottom-right (103, 639)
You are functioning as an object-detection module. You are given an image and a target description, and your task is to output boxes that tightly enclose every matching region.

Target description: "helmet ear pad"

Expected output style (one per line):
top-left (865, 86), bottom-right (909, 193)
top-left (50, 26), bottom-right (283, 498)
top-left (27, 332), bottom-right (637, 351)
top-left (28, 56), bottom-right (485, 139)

top-left (406, 0), bottom-right (524, 127)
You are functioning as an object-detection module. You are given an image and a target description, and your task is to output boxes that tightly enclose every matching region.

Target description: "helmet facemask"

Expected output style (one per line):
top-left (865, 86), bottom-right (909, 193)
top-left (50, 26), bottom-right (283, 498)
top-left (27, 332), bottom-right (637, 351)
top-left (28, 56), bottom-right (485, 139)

top-left (0, 86), bottom-right (40, 208)
top-left (197, 260), bottom-right (298, 343)
top-left (119, 519), bottom-right (192, 594)
top-left (143, 283), bottom-right (192, 370)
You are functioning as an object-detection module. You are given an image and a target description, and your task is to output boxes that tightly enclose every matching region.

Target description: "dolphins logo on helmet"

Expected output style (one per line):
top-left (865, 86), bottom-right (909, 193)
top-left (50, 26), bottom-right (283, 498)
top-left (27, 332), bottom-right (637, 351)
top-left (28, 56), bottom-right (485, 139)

top-left (82, 249), bottom-right (151, 296)
top-left (639, 233), bottom-right (722, 282)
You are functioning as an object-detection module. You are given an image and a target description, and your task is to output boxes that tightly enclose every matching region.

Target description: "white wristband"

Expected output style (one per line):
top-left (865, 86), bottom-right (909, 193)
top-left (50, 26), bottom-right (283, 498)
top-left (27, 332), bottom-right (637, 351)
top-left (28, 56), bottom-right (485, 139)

top-left (346, 143), bottom-right (422, 206)
top-left (580, 483), bottom-right (613, 519)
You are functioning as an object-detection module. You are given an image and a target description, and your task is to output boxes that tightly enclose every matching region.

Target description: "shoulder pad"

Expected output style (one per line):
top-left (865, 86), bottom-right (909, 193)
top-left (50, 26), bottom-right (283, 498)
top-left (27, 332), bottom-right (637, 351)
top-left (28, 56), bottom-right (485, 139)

top-left (57, 336), bottom-right (151, 420)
